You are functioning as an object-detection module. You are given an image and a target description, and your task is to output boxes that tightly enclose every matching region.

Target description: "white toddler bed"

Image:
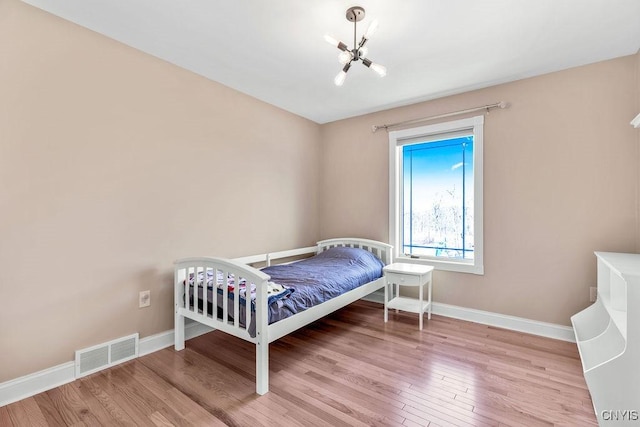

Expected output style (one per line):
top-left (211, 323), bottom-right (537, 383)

top-left (174, 237), bottom-right (392, 394)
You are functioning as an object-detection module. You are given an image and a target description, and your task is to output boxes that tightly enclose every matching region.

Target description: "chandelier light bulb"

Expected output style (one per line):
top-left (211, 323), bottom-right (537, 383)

top-left (358, 46), bottom-right (368, 58)
top-left (334, 63), bottom-right (351, 86)
top-left (338, 51), bottom-right (353, 64)
top-left (364, 19), bottom-right (379, 40)
top-left (362, 58), bottom-right (387, 77)
top-left (325, 34), bottom-right (348, 52)
top-left (324, 34), bottom-right (339, 47)
top-left (370, 62), bottom-right (387, 77)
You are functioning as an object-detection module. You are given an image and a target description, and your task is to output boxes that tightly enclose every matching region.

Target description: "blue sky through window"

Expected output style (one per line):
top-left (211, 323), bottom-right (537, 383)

top-left (402, 136), bottom-right (474, 259)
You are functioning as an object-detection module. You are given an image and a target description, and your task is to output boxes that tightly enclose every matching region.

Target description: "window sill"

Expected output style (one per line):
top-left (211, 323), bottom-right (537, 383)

top-left (394, 255), bottom-right (484, 275)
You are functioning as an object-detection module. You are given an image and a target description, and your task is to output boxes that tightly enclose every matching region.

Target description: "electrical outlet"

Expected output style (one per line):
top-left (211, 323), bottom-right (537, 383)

top-left (139, 290), bottom-right (151, 308)
top-left (589, 286), bottom-right (597, 303)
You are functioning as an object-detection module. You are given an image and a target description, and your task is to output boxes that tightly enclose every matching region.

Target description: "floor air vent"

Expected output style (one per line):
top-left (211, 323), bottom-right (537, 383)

top-left (75, 333), bottom-right (139, 378)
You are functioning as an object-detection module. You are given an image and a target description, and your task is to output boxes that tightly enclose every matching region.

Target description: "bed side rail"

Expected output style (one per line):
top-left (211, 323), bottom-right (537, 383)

top-left (233, 246), bottom-right (316, 267)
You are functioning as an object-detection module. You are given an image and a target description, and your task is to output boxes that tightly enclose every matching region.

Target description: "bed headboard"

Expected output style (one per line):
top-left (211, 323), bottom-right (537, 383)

top-left (316, 238), bottom-right (393, 265)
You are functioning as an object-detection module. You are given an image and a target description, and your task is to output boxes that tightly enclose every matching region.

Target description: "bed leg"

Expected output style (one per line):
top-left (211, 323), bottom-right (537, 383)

top-left (175, 312), bottom-right (185, 351)
top-left (256, 338), bottom-right (269, 395)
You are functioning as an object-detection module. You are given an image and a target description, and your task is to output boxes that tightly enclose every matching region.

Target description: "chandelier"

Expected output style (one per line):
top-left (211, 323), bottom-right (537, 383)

top-left (324, 6), bottom-right (387, 86)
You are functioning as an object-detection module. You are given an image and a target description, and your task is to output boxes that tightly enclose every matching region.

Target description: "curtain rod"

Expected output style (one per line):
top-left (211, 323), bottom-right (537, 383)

top-left (371, 101), bottom-right (508, 133)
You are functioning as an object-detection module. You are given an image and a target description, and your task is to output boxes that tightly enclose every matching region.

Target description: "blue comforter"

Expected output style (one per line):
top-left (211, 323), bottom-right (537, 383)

top-left (263, 246), bottom-right (385, 325)
top-left (190, 246), bottom-right (384, 337)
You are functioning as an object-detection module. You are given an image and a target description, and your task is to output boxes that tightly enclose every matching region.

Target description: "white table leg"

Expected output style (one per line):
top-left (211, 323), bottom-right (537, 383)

top-left (384, 278), bottom-right (388, 323)
top-left (419, 280), bottom-right (424, 330)
top-left (391, 283), bottom-right (400, 314)
top-left (428, 277), bottom-right (432, 320)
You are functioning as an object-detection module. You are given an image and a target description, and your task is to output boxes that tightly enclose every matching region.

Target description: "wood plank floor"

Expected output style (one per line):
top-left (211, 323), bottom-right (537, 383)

top-left (2, 301), bottom-right (596, 426)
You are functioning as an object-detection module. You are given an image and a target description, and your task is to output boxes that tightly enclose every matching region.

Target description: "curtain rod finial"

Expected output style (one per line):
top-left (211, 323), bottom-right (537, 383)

top-left (499, 101), bottom-right (509, 109)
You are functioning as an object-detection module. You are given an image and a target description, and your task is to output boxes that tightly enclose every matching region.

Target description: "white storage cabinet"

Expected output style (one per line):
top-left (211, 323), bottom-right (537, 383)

top-left (571, 252), bottom-right (640, 425)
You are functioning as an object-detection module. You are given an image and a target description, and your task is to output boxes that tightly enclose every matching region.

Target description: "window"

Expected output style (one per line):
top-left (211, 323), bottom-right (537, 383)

top-left (389, 115), bottom-right (484, 274)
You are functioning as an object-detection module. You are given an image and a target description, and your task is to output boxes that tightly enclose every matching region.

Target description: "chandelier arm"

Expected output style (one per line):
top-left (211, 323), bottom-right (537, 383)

top-left (361, 57), bottom-right (386, 77)
top-left (337, 59), bottom-right (355, 74)
top-left (358, 36), bottom-right (368, 50)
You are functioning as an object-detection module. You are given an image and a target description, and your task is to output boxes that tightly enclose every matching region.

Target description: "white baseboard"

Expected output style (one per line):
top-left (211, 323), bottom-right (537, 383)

top-left (361, 289), bottom-right (386, 304)
top-left (0, 362), bottom-right (75, 408)
top-left (139, 320), bottom-right (214, 357)
top-left (362, 291), bottom-right (575, 342)
top-left (431, 302), bottom-right (575, 342)
top-left (0, 321), bottom-right (214, 407)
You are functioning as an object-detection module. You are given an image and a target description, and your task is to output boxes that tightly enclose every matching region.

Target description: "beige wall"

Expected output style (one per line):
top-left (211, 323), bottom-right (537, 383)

top-left (2, 0), bottom-right (639, 386)
top-left (320, 55), bottom-right (639, 326)
top-left (0, 0), bottom-right (321, 382)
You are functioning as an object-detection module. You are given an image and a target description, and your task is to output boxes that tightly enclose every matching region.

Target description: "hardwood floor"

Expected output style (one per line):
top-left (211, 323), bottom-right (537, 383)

top-left (2, 301), bottom-right (596, 426)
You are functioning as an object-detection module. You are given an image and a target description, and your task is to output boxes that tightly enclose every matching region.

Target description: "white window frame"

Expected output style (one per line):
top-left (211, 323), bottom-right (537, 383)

top-left (389, 115), bottom-right (484, 275)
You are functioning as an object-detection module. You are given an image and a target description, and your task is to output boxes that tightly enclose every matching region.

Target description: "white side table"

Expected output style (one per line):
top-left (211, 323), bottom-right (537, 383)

top-left (383, 263), bottom-right (434, 330)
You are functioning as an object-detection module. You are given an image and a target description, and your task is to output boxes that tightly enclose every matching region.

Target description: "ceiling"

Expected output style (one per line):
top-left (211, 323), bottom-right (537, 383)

top-left (21, 0), bottom-right (640, 124)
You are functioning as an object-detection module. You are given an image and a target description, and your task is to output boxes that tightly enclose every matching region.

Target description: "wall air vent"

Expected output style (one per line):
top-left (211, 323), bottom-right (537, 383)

top-left (75, 333), bottom-right (139, 378)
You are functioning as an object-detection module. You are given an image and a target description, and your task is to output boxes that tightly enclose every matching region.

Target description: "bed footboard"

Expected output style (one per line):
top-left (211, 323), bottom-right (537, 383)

top-left (174, 257), bottom-right (272, 393)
